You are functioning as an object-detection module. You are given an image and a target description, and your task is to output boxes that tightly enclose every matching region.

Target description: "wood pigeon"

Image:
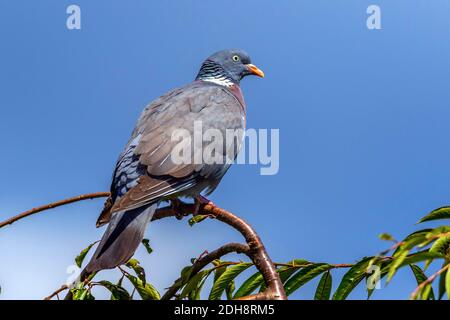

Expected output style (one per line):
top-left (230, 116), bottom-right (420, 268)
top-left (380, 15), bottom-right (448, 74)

top-left (82, 49), bottom-right (264, 277)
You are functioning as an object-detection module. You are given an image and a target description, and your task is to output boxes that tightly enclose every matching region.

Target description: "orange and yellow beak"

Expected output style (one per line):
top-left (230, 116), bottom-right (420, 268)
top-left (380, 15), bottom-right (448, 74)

top-left (246, 64), bottom-right (265, 78)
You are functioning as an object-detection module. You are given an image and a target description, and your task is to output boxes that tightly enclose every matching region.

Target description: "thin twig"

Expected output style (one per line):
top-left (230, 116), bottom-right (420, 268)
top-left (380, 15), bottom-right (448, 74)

top-left (2, 193), bottom-right (287, 300)
top-left (156, 202), bottom-right (287, 300)
top-left (273, 262), bottom-right (353, 269)
top-left (0, 192), bottom-right (111, 229)
top-left (44, 284), bottom-right (69, 300)
top-left (161, 242), bottom-right (250, 300)
top-left (203, 203), bottom-right (287, 300)
top-left (379, 241), bottom-right (405, 257)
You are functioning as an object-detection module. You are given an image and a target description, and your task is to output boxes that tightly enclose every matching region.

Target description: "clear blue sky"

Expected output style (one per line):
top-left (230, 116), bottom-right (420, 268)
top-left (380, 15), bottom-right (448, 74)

top-left (1, 0), bottom-right (450, 299)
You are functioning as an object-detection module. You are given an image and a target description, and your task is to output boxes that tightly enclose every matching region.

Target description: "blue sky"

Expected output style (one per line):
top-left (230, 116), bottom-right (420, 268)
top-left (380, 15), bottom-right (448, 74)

top-left (1, 0), bottom-right (450, 299)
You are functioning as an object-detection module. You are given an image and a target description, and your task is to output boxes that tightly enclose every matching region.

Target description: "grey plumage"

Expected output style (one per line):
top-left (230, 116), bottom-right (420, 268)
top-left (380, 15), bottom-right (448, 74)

top-left (81, 49), bottom-right (264, 278)
top-left (85, 205), bottom-right (156, 273)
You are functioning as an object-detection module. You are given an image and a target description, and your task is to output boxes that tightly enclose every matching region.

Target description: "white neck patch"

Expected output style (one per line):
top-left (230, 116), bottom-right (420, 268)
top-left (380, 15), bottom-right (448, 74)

top-left (201, 76), bottom-right (234, 87)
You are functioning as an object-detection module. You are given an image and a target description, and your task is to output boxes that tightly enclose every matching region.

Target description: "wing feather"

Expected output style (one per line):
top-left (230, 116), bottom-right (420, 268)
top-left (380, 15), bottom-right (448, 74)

top-left (101, 82), bottom-right (245, 221)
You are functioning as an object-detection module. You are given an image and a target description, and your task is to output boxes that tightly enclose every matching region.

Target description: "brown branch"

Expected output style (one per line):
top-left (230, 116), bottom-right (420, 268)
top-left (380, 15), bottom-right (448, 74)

top-left (44, 284), bottom-right (68, 300)
top-left (1, 193), bottom-right (286, 300)
top-left (202, 203), bottom-right (287, 300)
top-left (154, 202), bottom-right (287, 300)
top-left (161, 242), bottom-right (250, 300)
top-left (274, 262), bottom-right (353, 269)
top-left (151, 204), bottom-right (194, 222)
top-left (0, 192), bottom-right (111, 229)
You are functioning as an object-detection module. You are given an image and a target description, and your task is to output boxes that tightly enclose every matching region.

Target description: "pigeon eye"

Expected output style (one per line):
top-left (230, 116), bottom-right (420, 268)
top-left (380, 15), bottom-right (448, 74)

top-left (232, 55), bottom-right (240, 62)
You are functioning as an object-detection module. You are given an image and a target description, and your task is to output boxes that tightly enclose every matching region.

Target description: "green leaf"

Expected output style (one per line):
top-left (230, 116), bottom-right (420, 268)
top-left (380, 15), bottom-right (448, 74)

top-left (115, 276), bottom-right (126, 299)
top-left (188, 215), bottom-right (208, 226)
top-left (209, 263), bottom-right (252, 300)
top-left (409, 264), bottom-right (427, 284)
top-left (284, 263), bottom-right (332, 296)
top-left (75, 242), bottom-right (97, 268)
top-left (72, 288), bottom-right (95, 300)
top-left (379, 233), bottom-right (394, 241)
top-left (387, 250), bottom-right (409, 282)
top-left (179, 270), bottom-right (211, 299)
top-left (126, 259), bottom-right (146, 284)
top-left (333, 257), bottom-right (372, 300)
top-left (314, 271), bottom-right (332, 300)
top-left (212, 261), bottom-right (228, 283)
top-left (393, 229), bottom-right (432, 255)
top-left (234, 271), bottom-right (264, 298)
top-left (380, 251), bottom-right (443, 282)
top-left (446, 265), bottom-right (450, 299)
top-left (188, 272), bottom-right (210, 300)
top-left (425, 226), bottom-right (450, 239)
top-left (409, 264), bottom-right (435, 300)
top-left (259, 260), bottom-right (310, 293)
top-left (421, 284), bottom-right (432, 300)
top-left (366, 260), bottom-right (386, 299)
top-left (418, 207), bottom-right (450, 223)
top-left (180, 266), bottom-right (193, 286)
top-left (402, 251), bottom-right (444, 265)
top-left (283, 259), bottom-right (311, 267)
top-left (98, 280), bottom-right (131, 300)
top-left (141, 239), bottom-right (153, 255)
top-left (225, 281), bottom-right (235, 300)
top-left (438, 261), bottom-right (449, 300)
top-left (126, 274), bottom-right (160, 300)
top-left (279, 261), bottom-right (309, 283)
top-left (429, 234), bottom-right (450, 257)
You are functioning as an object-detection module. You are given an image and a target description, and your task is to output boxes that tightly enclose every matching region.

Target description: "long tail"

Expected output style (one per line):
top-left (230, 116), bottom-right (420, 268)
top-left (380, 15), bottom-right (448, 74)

top-left (64, 204), bottom-right (156, 299)
top-left (85, 203), bottom-right (156, 273)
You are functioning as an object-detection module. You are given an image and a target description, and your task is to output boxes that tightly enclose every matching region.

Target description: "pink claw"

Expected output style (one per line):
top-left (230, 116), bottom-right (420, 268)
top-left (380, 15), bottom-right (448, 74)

top-left (194, 195), bottom-right (215, 215)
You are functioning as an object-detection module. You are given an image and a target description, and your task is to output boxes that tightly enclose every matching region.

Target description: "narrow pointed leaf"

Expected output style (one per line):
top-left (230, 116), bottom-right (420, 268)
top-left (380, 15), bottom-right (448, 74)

top-left (75, 242), bottom-right (97, 268)
top-left (180, 270), bottom-right (211, 299)
top-left (98, 280), bottom-right (131, 300)
top-left (141, 239), bottom-right (153, 255)
top-left (213, 261), bottom-right (228, 283)
top-left (429, 234), bottom-right (450, 256)
top-left (226, 281), bottom-right (235, 300)
top-left (379, 233), bottom-right (394, 241)
top-left (438, 261), bottom-right (448, 300)
top-left (446, 265), bottom-right (450, 299)
top-left (279, 264), bottom-right (307, 283)
top-left (234, 271), bottom-right (264, 298)
top-left (126, 259), bottom-right (146, 284)
top-left (380, 251), bottom-right (443, 277)
top-left (126, 274), bottom-right (160, 300)
top-left (259, 261), bottom-right (307, 293)
top-left (421, 284), bottom-right (432, 300)
top-left (409, 264), bottom-right (435, 300)
top-left (189, 215), bottom-right (208, 226)
top-left (72, 288), bottom-right (95, 300)
top-left (188, 272), bottom-right (210, 300)
top-left (387, 250), bottom-right (409, 282)
top-left (284, 263), bottom-right (332, 296)
top-left (209, 263), bottom-right (252, 300)
top-left (314, 271), bottom-right (332, 300)
top-left (333, 257), bottom-right (372, 300)
top-left (402, 251), bottom-right (444, 265)
top-left (418, 207), bottom-right (450, 223)
top-left (180, 266), bottom-right (193, 286)
top-left (393, 229), bottom-right (432, 255)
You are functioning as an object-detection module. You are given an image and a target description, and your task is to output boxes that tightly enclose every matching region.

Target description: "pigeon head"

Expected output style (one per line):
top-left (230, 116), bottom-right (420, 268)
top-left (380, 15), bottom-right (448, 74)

top-left (196, 49), bottom-right (264, 86)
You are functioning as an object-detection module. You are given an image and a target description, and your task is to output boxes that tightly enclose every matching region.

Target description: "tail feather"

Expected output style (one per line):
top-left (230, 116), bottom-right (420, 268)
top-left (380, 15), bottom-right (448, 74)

top-left (84, 204), bottom-right (156, 274)
top-left (63, 204), bottom-right (156, 299)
